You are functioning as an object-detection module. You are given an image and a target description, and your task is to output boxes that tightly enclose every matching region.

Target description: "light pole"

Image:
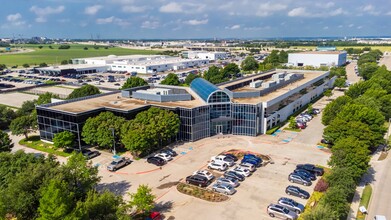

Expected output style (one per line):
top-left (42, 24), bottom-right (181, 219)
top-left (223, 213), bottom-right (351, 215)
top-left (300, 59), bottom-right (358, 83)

top-left (109, 128), bottom-right (116, 155)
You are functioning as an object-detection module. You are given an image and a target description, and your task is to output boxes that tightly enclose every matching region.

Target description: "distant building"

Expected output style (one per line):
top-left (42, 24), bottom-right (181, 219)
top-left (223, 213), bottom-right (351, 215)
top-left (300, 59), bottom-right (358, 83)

top-left (36, 64), bottom-right (108, 76)
top-left (316, 46), bottom-right (336, 51)
top-left (72, 55), bottom-right (209, 74)
top-left (182, 51), bottom-right (228, 61)
top-left (288, 51), bottom-right (347, 67)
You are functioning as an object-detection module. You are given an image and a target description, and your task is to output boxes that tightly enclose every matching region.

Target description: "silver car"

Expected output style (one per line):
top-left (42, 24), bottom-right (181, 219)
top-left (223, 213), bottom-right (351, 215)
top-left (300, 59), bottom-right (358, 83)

top-left (267, 204), bottom-right (298, 220)
top-left (212, 183), bottom-right (237, 195)
top-left (277, 197), bottom-right (304, 214)
top-left (216, 177), bottom-right (240, 187)
top-left (238, 162), bottom-right (256, 172)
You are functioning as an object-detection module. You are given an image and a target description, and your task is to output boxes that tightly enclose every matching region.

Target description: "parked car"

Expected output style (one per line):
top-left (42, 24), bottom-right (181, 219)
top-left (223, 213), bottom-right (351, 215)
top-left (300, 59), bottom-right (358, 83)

top-left (207, 161), bottom-right (228, 171)
top-left (161, 148), bottom-right (177, 157)
top-left (285, 185), bottom-right (310, 199)
top-left (296, 164), bottom-right (324, 176)
top-left (216, 177), bottom-right (240, 187)
top-left (238, 162), bottom-right (256, 172)
top-left (147, 156), bottom-right (166, 166)
top-left (155, 153), bottom-right (173, 161)
top-left (193, 170), bottom-right (215, 181)
top-left (293, 169), bottom-right (316, 181)
top-left (267, 204), bottom-right (298, 220)
top-left (223, 153), bottom-right (238, 161)
top-left (231, 166), bottom-right (251, 177)
top-left (288, 173), bottom-right (312, 186)
top-left (296, 122), bottom-right (306, 129)
top-left (212, 183), bottom-right (237, 195)
top-left (82, 149), bottom-right (101, 159)
top-left (311, 108), bottom-right (320, 115)
top-left (211, 155), bottom-right (234, 166)
top-left (243, 154), bottom-right (262, 164)
top-left (185, 175), bottom-right (210, 187)
top-left (107, 157), bottom-right (132, 171)
top-left (321, 139), bottom-right (332, 145)
top-left (241, 158), bottom-right (261, 167)
top-left (277, 197), bottom-right (304, 214)
top-left (224, 170), bottom-right (245, 181)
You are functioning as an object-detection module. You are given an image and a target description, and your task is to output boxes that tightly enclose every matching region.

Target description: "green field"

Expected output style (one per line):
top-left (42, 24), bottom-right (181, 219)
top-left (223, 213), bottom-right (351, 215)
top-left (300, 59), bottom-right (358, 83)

top-left (0, 44), bottom-right (159, 67)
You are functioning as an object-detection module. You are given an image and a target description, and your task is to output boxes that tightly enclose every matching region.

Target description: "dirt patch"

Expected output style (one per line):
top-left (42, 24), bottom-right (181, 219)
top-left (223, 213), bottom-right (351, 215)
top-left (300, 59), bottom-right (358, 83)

top-left (378, 152), bottom-right (388, 161)
top-left (176, 182), bottom-right (229, 202)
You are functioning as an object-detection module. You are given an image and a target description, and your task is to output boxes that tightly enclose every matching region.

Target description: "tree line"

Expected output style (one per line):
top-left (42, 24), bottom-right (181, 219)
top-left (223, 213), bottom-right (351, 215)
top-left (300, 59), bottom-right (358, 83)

top-left (303, 50), bottom-right (389, 219)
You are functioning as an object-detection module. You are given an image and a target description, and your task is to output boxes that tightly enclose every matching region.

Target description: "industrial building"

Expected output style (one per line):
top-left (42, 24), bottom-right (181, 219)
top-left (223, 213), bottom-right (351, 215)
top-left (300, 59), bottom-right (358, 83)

top-left (72, 55), bottom-right (209, 74)
top-left (36, 64), bottom-right (108, 76)
top-left (36, 69), bottom-right (333, 147)
top-left (288, 51), bottom-right (347, 67)
top-left (182, 51), bottom-right (228, 61)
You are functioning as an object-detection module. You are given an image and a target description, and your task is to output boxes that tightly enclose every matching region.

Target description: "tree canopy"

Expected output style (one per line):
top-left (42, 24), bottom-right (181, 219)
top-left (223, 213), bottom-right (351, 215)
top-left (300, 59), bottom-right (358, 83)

top-left (128, 185), bottom-right (155, 215)
top-left (53, 131), bottom-right (75, 149)
top-left (36, 92), bottom-right (60, 105)
top-left (184, 73), bottom-right (199, 85)
top-left (0, 131), bottom-right (13, 152)
top-left (0, 105), bottom-right (16, 130)
top-left (9, 115), bottom-right (37, 139)
top-left (161, 73), bottom-right (180, 86)
top-left (241, 56), bottom-right (259, 71)
top-left (203, 65), bottom-right (228, 84)
top-left (17, 100), bottom-right (37, 116)
top-left (67, 85), bottom-right (101, 100)
top-left (120, 77), bottom-right (148, 90)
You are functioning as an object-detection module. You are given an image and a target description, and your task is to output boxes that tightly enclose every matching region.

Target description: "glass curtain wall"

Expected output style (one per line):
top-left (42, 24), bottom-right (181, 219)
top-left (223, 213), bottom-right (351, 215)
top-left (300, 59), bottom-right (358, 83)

top-left (232, 103), bottom-right (257, 136)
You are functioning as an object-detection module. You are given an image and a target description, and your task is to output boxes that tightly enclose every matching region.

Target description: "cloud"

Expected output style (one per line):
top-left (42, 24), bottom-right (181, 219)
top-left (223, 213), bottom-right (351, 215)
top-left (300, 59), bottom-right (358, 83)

top-left (159, 2), bottom-right (205, 14)
top-left (96, 16), bottom-right (130, 26)
top-left (316, 2), bottom-right (335, 9)
top-left (184, 19), bottom-right (208, 25)
top-left (30, 5), bottom-right (65, 22)
top-left (387, 11), bottom-right (391, 16)
top-left (338, 25), bottom-right (343, 28)
top-left (348, 24), bottom-right (354, 28)
top-left (244, 26), bottom-right (271, 31)
top-left (288, 7), bottom-right (308, 17)
top-left (256, 2), bottom-right (287, 17)
top-left (323, 26), bottom-right (329, 30)
top-left (141, 20), bottom-right (160, 29)
top-left (225, 24), bottom-right (240, 30)
top-left (6, 13), bottom-right (26, 26)
top-left (360, 4), bottom-right (379, 15)
top-left (122, 5), bottom-right (148, 13)
top-left (288, 6), bottom-right (347, 17)
top-left (357, 26), bottom-right (363, 29)
top-left (85, 5), bottom-right (103, 15)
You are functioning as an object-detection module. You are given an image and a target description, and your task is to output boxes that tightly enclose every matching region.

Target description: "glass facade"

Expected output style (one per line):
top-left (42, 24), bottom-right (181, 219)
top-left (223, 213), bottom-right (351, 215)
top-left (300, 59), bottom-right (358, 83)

top-left (177, 106), bottom-right (210, 141)
top-left (190, 78), bottom-right (219, 102)
top-left (208, 91), bottom-right (231, 103)
top-left (232, 104), bottom-right (257, 136)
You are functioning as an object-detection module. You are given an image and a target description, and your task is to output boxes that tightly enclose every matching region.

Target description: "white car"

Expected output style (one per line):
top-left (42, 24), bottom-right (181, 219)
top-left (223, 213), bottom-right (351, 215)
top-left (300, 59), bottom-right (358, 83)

top-left (155, 153), bottom-right (173, 161)
top-left (211, 155), bottom-right (234, 167)
top-left (208, 161), bottom-right (228, 171)
top-left (193, 170), bottom-right (215, 181)
top-left (232, 166), bottom-right (251, 177)
top-left (239, 162), bottom-right (256, 172)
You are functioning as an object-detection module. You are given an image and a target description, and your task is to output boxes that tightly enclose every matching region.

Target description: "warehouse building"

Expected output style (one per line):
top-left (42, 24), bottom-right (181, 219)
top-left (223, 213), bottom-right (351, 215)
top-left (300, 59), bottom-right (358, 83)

top-left (36, 64), bottom-right (108, 76)
top-left (72, 55), bottom-right (209, 74)
top-left (36, 69), bottom-right (333, 147)
top-left (288, 51), bottom-right (347, 67)
top-left (182, 51), bottom-right (228, 61)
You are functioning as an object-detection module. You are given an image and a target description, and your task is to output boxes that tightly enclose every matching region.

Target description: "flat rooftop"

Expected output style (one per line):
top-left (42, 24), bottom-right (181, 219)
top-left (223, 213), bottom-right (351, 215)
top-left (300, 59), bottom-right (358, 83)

top-left (218, 71), bottom-right (276, 89)
top-left (80, 55), bottom-right (163, 61)
top-left (50, 89), bottom-right (205, 113)
top-left (232, 71), bottom-right (327, 104)
top-left (37, 64), bottom-right (107, 70)
top-left (293, 51), bottom-right (346, 55)
top-left (122, 57), bottom-right (208, 66)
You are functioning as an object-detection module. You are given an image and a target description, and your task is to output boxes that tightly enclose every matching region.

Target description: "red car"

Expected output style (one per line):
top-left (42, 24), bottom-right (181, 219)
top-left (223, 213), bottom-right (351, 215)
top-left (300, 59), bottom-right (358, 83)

top-left (147, 212), bottom-right (162, 220)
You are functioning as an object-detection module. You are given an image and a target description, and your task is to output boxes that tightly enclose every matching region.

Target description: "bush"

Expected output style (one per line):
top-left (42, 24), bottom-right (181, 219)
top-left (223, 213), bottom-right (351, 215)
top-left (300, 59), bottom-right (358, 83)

top-left (314, 178), bottom-right (329, 192)
top-left (58, 45), bottom-right (71, 49)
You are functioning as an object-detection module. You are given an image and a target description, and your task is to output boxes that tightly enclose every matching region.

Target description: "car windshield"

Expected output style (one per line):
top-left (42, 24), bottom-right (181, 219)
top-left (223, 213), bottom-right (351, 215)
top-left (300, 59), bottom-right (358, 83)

top-left (110, 161), bottom-right (119, 165)
top-left (226, 185), bottom-right (233, 190)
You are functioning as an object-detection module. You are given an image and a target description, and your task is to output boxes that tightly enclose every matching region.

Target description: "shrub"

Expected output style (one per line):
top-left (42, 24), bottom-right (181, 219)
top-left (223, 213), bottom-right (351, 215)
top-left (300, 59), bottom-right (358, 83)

top-left (314, 178), bottom-right (329, 192)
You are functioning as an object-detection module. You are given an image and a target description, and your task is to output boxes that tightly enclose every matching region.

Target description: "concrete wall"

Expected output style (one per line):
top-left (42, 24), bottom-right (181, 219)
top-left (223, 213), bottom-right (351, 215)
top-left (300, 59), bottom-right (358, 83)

top-left (288, 53), bottom-right (347, 67)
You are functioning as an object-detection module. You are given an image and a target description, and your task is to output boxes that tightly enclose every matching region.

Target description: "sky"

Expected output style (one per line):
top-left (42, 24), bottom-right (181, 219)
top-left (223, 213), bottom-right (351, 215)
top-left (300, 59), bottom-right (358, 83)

top-left (1, 0), bottom-right (391, 39)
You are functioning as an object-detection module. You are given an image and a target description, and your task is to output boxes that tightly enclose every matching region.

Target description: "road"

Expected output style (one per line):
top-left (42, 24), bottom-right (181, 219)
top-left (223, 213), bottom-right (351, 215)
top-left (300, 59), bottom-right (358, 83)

top-left (367, 155), bottom-right (391, 219)
top-left (379, 54), bottom-right (391, 70)
top-left (345, 60), bottom-right (361, 84)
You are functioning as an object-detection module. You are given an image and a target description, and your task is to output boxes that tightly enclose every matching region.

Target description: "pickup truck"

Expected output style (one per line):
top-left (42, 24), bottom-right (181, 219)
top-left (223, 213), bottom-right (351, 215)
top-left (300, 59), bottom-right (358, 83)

top-left (107, 157), bottom-right (132, 171)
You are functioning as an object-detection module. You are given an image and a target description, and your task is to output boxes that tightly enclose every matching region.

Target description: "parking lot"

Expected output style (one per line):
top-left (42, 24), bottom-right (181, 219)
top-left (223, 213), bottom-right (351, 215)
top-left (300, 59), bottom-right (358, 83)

top-left (89, 106), bottom-right (330, 219)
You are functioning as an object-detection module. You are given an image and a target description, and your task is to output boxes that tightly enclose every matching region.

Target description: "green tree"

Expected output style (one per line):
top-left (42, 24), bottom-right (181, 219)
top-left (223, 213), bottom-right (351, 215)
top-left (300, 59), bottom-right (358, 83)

top-left (70, 190), bottom-right (123, 220)
top-left (301, 204), bottom-right (336, 220)
top-left (323, 89), bottom-right (332, 100)
top-left (161, 73), bottom-right (180, 86)
top-left (61, 60), bottom-right (69, 65)
top-left (278, 50), bottom-right (288, 63)
top-left (38, 46), bottom-right (43, 49)
top-left (48, 45), bottom-right (53, 49)
top-left (333, 78), bottom-right (346, 90)
top-left (53, 131), bottom-right (75, 149)
top-left (84, 47), bottom-right (88, 50)
top-left (345, 80), bottom-right (374, 99)
top-left (359, 62), bottom-right (379, 80)
top-left (0, 105), bottom-right (16, 130)
top-left (10, 115), bottom-right (37, 139)
top-left (82, 112), bottom-right (126, 149)
top-left (329, 67), bottom-right (346, 78)
top-left (0, 64), bottom-right (6, 69)
top-left (241, 56), bottom-right (259, 71)
top-left (322, 95), bottom-right (352, 125)
top-left (67, 84), bottom-right (100, 100)
top-left (0, 131), bottom-right (13, 152)
top-left (23, 63), bottom-right (30, 68)
top-left (288, 117), bottom-right (297, 129)
top-left (17, 100), bottom-right (37, 116)
top-left (319, 187), bottom-right (350, 219)
top-left (58, 45), bottom-right (71, 49)
top-left (203, 65), bottom-right (227, 84)
top-left (184, 73), bottom-right (199, 85)
top-left (39, 63), bottom-right (48, 67)
top-left (121, 121), bottom-right (154, 156)
top-left (120, 77), bottom-right (148, 90)
top-left (128, 185), bottom-right (155, 215)
top-left (221, 63), bottom-right (240, 78)
top-left (36, 92), bottom-right (60, 105)
top-left (37, 179), bottom-right (74, 220)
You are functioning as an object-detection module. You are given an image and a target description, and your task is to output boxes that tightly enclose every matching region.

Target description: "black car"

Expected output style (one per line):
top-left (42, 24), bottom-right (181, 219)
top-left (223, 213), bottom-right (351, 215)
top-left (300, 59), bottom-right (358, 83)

top-left (83, 150), bottom-right (101, 159)
top-left (296, 164), bottom-right (324, 176)
top-left (186, 175), bottom-right (210, 187)
top-left (224, 153), bottom-right (238, 162)
top-left (161, 148), bottom-right (178, 157)
top-left (147, 156), bottom-right (166, 166)
top-left (285, 185), bottom-right (310, 199)
top-left (224, 171), bottom-right (245, 181)
top-left (293, 169), bottom-right (317, 181)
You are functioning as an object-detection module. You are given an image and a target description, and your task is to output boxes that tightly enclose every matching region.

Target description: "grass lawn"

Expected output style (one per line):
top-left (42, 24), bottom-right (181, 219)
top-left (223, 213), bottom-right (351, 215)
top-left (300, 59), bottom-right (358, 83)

top-left (356, 184), bottom-right (373, 220)
top-left (283, 127), bottom-right (301, 132)
top-left (19, 135), bottom-right (71, 157)
top-left (0, 44), bottom-right (159, 66)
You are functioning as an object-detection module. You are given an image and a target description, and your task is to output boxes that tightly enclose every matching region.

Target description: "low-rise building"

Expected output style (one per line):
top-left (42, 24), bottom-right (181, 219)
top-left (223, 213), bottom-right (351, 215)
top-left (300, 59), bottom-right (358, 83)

top-left (288, 51), bottom-right (347, 67)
